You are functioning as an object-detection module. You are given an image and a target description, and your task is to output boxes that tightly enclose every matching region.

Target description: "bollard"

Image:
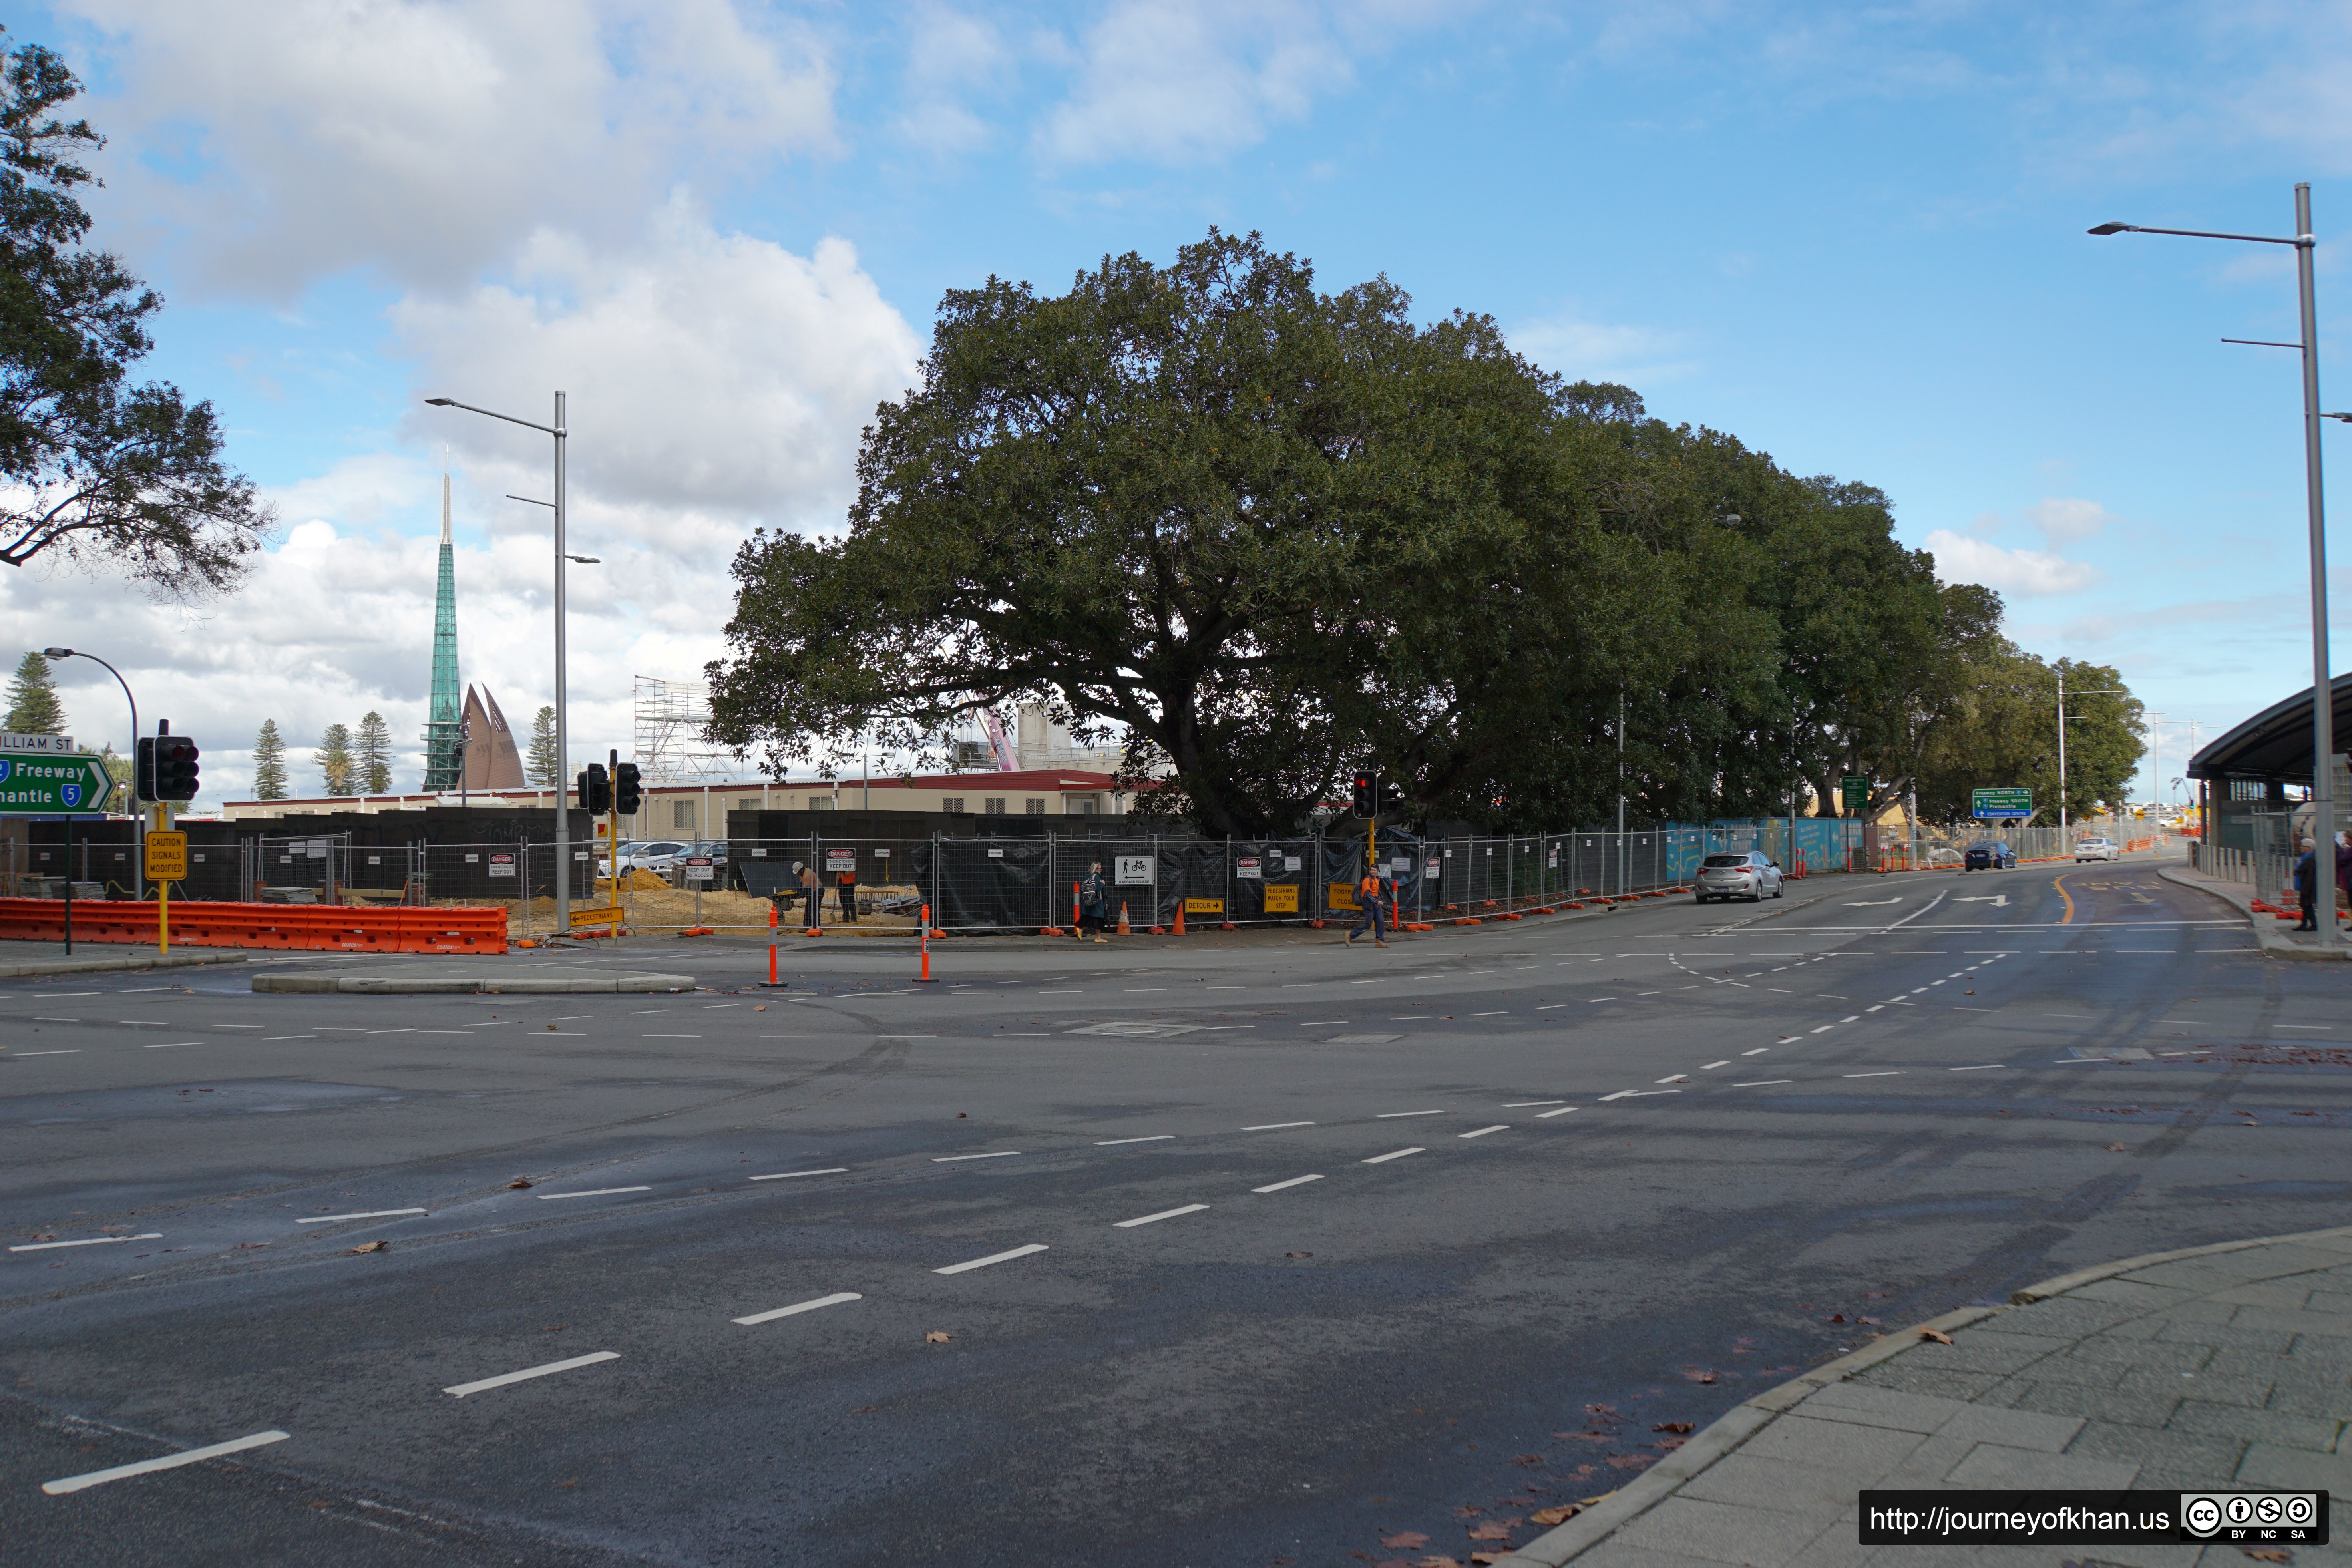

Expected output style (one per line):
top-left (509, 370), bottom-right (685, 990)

top-left (1172, 901), bottom-right (1187, 936)
top-left (916, 903), bottom-right (936, 982)
top-left (760, 899), bottom-right (787, 987)
top-left (1117, 901), bottom-right (1130, 936)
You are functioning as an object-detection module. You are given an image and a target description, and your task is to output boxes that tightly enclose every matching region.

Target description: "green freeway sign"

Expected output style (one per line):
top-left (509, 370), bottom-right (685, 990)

top-left (0, 752), bottom-right (115, 814)
top-left (1972, 786), bottom-right (2033, 820)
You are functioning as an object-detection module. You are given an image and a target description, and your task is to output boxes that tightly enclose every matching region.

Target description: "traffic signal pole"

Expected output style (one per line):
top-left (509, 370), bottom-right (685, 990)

top-left (155, 800), bottom-right (169, 954)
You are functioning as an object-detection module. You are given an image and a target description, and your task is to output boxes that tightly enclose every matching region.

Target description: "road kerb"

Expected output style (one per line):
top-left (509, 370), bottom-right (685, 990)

top-left (1491, 1222), bottom-right (2352, 1568)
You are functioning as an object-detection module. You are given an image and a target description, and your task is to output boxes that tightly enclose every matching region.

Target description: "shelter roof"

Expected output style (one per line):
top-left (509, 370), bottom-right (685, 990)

top-left (2187, 673), bottom-right (2352, 783)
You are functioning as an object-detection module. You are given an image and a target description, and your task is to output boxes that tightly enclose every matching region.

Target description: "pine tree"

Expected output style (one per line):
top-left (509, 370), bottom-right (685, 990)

top-left (4, 651), bottom-right (67, 734)
top-left (355, 711), bottom-right (392, 794)
top-left (527, 705), bottom-right (560, 787)
top-left (252, 718), bottom-right (288, 800)
top-left (316, 723), bottom-right (354, 795)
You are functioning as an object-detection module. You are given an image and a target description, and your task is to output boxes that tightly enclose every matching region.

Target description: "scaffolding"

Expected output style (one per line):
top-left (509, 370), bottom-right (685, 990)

top-left (633, 675), bottom-right (733, 783)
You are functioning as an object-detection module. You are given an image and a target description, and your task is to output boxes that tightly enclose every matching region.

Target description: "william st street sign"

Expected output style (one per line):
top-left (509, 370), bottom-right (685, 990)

top-left (0, 752), bottom-right (116, 814)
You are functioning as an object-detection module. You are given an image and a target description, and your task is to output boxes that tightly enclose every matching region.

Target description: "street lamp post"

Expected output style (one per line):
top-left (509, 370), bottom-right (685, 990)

top-left (426, 392), bottom-right (571, 934)
top-left (2056, 669), bottom-right (2125, 834)
top-left (2091, 184), bottom-right (2334, 943)
top-left (43, 647), bottom-right (140, 895)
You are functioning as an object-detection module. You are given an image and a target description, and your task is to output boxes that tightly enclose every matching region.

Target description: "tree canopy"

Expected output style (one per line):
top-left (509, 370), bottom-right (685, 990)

top-left (5, 648), bottom-right (63, 733)
top-left (0, 31), bottom-right (272, 595)
top-left (710, 229), bottom-right (2129, 833)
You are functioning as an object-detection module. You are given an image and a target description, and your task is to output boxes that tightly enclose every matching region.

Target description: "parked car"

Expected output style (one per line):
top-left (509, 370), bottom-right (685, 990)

top-left (2074, 836), bottom-right (2120, 862)
top-left (600, 838), bottom-right (690, 879)
top-left (1962, 840), bottom-right (2017, 870)
top-left (1695, 850), bottom-right (1784, 903)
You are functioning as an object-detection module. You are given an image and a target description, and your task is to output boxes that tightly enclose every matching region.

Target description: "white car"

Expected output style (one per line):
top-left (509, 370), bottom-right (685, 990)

top-left (599, 838), bottom-right (690, 878)
top-left (1695, 850), bottom-right (1785, 903)
top-left (2074, 837), bottom-right (2121, 862)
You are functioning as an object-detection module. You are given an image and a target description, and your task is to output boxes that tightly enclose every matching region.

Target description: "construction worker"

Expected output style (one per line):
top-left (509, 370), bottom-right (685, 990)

top-left (1345, 866), bottom-right (1390, 946)
top-left (835, 857), bottom-right (858, 924)
top-left (796, 860), bottom-right (820, 927)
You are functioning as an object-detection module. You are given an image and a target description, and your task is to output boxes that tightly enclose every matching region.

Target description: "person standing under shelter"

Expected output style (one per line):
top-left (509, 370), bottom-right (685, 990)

top-left (797, 859), bottom-right (821, 928)
top-left (1345, 866), bottom-right (1390, 946)
top-left (2294, 836), bottom-right (2318, 931)
top-left (835, 857), bottom-right (858, 924)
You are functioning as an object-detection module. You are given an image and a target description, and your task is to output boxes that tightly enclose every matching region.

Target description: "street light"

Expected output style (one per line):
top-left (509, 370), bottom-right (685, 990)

top-left (42, 647), bottom-right (137, 816)
top-left (2090, 184), bottom-right (2334, 944)
top-left (427, 392), bottom-right (573, 934)
top-left (43, 646), bottom-right (140, 896)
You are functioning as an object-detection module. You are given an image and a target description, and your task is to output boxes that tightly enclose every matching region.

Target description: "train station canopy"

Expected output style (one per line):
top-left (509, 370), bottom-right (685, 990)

top-left (2187, 673), bottom-right (2352, 784)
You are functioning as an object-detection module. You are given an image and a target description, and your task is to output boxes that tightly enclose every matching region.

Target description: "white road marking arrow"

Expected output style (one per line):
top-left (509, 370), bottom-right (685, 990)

top-left (1844, 898), bottom-right (1902, 906)
top-left (1956, 895), bottom-right (2009, 907)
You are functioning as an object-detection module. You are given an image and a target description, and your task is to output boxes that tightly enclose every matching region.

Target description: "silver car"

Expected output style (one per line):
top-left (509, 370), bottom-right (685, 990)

top-left (2074, 836), bottom-right (2120, 862)
top-left (1695, 850), bottom-right (1784, 903)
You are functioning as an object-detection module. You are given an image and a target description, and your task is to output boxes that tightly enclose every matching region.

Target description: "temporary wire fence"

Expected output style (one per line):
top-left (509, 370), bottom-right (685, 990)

top-left (0, 812), bottom-right (2172, 938)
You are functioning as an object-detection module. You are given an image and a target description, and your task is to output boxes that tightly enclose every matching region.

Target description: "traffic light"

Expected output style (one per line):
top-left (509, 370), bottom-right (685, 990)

top-left (1379, 780), bottom-right (1407, 814)
top-left (134, 736), bottom-right (157, 802)
top-left (577, 762), bottom-right (611, 814)
top-left (153, 734), bottom-right (200, 802)
top-left (1351, 774), bottom-right (1374, 816)
top-left (612, 761), bottom-right (642, 816)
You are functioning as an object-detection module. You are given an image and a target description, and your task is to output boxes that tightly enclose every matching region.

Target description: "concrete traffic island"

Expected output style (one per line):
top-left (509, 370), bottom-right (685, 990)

top-left (0, 944), bottom-right (252, 980)
top-left (1494, 1226), bottom-right (2352, 1568)
top-left (253, 966), bottom-right (695, 995)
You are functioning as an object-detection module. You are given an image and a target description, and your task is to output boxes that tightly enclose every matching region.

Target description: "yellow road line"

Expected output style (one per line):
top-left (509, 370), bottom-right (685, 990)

top-left (2054, 872), bottom-right (2075, 925)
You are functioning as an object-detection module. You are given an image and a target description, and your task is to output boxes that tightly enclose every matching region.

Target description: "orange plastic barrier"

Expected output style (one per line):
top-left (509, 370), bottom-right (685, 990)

top-left (0, 898), bottom-right (507, 954)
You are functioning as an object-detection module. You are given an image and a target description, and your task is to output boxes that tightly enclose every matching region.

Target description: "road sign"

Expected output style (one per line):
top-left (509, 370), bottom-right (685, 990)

top-left (0, 752), bottom-right (114, 814)
top-left (1114, 855), bottom-right (1153, 886)
top-left (1840, 776), bottom-right (1871, 813)
top-left (0, 732), bottom-right (74, 753)
top-left (144, 831), bottom-right (187, 881)
top-left (1971, 786), bottom-right (2033, 820)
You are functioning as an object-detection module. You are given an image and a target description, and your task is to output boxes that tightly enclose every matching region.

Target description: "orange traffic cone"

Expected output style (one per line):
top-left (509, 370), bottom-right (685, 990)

top-left (1117, 901), bottom-right (1130, 936)
top-left (1172, 901), bottom-right (1188, 936)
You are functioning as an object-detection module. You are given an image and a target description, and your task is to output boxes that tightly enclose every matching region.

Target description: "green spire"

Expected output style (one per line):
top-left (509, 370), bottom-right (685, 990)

top-left (422, 472), bottom-right (463, 791)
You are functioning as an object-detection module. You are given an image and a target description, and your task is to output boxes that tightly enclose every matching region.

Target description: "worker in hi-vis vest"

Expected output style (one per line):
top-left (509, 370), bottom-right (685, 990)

top-left (1345, 868), bottom-right (1390, 946)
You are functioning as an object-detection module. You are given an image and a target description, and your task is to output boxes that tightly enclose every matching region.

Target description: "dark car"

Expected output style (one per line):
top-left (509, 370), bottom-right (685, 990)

top-left (1962, 840), bottom-right (2016, 870)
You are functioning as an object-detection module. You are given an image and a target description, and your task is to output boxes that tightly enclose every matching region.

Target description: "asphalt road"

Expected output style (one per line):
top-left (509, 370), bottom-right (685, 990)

top-left (4, 851), bottom-right (2348, 1567)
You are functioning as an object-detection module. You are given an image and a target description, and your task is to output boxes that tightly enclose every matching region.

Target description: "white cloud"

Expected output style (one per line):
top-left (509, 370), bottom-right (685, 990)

top-left (896, 6), bottom-right (1013, 155)
top-left (2027, 496), bottom-right (2113, 549)
top-left (64, 0), bottom-right (837, 296)
top-left (1508, 312), bottom-right (1694, 386)
top-left (393, 199), bottom-right (924, 525)
top-left (1034, 0), bottom-right (1396, 166)
top-left (1923, 528), bottom-right (2101, 597)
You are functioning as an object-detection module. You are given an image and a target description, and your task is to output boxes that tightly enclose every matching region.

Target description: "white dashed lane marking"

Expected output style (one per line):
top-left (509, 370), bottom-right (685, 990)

top-left (42, 1431), bottom-right (291, 1496)
top-left (444, 1352), bottom-right (620, 1398)
top-left (935, 1244), bottom-right (1049, 1275)
top-left (734, 1292), bottom-right (860, 1327)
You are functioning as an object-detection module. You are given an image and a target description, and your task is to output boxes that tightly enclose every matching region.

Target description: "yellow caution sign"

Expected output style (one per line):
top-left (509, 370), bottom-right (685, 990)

top-left (144, 830), bottom-right (188, 882)
top-left (1262, 885), bottom-right (1298, 914)
top-left (1326, 882), bottom-right (1359, 911)
top-left (1184, 897), bottom-right (1224, 915)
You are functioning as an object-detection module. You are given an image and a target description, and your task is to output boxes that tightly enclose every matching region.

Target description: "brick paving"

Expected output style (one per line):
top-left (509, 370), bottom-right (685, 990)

top-left (1500, 1229), bottom-right (2352, 1568)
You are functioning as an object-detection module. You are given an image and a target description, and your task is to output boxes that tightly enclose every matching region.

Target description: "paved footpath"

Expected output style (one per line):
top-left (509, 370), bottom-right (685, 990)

top-left (1496, 1226), bottom-right (2352, 1568)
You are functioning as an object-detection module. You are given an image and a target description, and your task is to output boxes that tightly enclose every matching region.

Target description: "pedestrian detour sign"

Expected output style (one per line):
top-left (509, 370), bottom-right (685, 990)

top-left (0, 752), bottom-right (114, 814)
top-left (1971, 786), bottom-right (2033, 820)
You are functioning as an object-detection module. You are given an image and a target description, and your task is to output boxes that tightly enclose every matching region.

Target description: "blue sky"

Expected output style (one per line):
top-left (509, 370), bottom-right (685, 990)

top-left (10, 0), bottom-right (2352, 807)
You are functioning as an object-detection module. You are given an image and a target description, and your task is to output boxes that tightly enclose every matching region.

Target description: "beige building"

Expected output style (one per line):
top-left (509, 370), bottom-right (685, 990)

top-left (218, 767), bottom-right (1134, 840)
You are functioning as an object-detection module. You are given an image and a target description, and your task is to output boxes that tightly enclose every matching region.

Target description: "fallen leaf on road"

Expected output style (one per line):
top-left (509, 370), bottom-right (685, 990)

top-left (235, 1242), bottom-right (268, 1250)
top-left (2240, 1551), bottom-right (2291, 1563)
top-left (851, 1405), bottom-right (877, 1413)
top-left (1920, 1328), bottom-right (1954, 1345)
top-left (1653, 1422), bottom-right (1693, 1434)
top-left (1858, 1316), bottom-right (1882, 1326)
top-left (1827, 1313), bottom-right (1846, 1323)
top-left (1414, 1557), bottom-right (1463, 1568)
top-left (1453, 1506), bottom-right (1484, 1519)
top-left (1378, 1534), bottom-right (1428, 1550)
top-left (754, 1005), bottom-right (766, 1011)
top-left (1604, 1453), bottom-right (1654, 1471)
top-left (1509, 1453), bottom-right (1544, 1467)
top-left (925, 1331), bottom-right (953, 1344)
top-left (506, 1178), bottom-right (534, 1189)
top-left (1529, 1505), bottom-right (1582, 1526)
top-left (542, 1324), bottom-right (565, 1332)
top-left (1556, 1430), bottom-right (1612, 1442)
top-left (1471, 1557), bottom-right (1499, 1566)
top-left (2107, 1143), bottom-right (2127, 1152)
top-left (1466, 1523), bottom-right (1514, 1541)
top-left (348, 1240), bottom-right (387, 1254)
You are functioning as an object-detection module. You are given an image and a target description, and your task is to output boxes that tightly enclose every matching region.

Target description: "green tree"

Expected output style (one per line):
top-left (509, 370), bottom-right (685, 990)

top-left (251, 718), bottom-right (287, 800)
top-left (354, 710), bottom-right (392, 794)
top-left (314, 722), bottom-right (353, 795)
top-left (1915, 651), bottom-right (2143, 826)
top-left (92, 743), bottom-right (128, 810)
top-left (525, 704), bottom-right (559, 787)
top-left (4, 647), bottom-right (64, 732)
top-left (0, 32), bottom-right (273, 595)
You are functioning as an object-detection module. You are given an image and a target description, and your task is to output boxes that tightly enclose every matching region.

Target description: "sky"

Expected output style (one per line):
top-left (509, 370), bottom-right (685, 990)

top-left (8, 0), bottom-right (2352, 811)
